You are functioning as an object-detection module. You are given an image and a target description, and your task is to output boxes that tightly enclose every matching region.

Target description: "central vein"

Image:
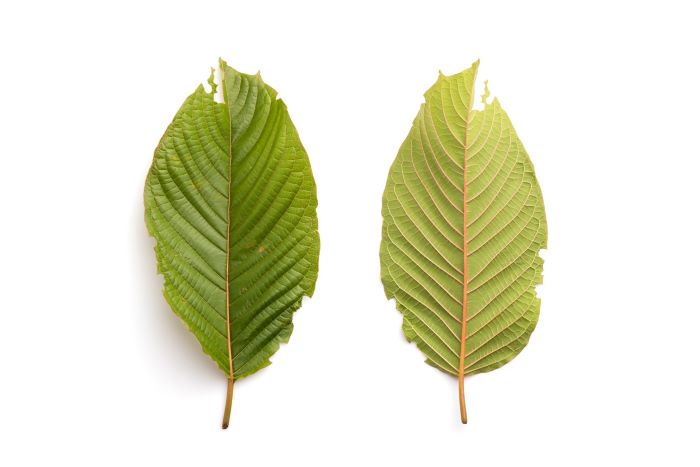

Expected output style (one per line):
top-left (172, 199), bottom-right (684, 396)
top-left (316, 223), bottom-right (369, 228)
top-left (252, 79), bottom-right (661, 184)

top-left (222, 64), bottom-right (235, 429)
top-left (458, 101), bottom-right (470, 424)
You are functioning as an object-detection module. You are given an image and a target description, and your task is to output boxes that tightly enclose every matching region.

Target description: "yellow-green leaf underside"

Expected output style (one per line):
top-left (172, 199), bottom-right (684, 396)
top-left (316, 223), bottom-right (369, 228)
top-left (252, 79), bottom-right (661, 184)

top-left (145, 61), bottom-right (319, 382)
top-left (380, 60), bottom-right (547, 380)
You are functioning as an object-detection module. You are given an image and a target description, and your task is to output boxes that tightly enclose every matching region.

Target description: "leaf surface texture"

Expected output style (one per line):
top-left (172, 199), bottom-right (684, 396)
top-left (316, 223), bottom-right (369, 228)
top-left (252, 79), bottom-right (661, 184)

top-left (145, 60), bottom-right (319, 383)
top-left (380, 61), bottom-right (547, 383)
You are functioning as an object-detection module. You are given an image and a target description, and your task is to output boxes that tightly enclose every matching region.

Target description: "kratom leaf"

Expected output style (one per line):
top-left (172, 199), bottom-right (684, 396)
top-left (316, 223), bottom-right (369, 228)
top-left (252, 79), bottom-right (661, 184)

top-left (380, 60), bottom-right (546, 423)
top-left (144, 59), bottom-right (319, 428)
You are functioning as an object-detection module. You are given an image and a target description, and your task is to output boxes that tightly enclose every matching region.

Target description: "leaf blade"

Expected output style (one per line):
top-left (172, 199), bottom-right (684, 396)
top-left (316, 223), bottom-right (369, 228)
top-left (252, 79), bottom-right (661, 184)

top-left (380, 60), bottom-right (546, 420)
top-left (145, 60), bottom-right (319, 422)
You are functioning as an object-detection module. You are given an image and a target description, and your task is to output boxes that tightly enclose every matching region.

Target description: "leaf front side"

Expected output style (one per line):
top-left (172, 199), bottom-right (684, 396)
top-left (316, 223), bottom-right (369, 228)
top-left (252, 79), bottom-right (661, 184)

top-left (380, 61), bottom-right (546, 420)
top-left (145, 61), bottom-right (319, 394)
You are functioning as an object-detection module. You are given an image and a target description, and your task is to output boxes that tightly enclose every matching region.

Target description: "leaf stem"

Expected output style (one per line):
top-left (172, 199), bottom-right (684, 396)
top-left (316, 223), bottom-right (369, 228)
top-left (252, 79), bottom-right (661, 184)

top-left (459, 377), bottom-right (467, 424)
top-left (222, 378), bottom-right (234, 429)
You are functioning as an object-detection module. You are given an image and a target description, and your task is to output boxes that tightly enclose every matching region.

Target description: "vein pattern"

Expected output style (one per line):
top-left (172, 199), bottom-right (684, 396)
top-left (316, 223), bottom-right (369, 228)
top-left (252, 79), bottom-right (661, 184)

top-left (380, 61), bottom-right (547, 384)
top-left (145, 61), bottom-right (319, 382)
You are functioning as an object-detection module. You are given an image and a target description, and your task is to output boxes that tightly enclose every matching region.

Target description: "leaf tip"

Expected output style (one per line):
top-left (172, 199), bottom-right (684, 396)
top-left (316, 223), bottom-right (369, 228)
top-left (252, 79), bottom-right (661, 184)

top-left (255, 70), bottom-right (266, 87)
top-left (469, 58), bottom-right (481, 76)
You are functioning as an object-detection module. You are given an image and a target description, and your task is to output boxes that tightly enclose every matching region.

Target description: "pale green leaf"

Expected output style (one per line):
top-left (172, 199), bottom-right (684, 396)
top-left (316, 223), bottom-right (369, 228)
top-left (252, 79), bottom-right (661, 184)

top-left (144, 60), bottom-right (319, 427)
top-left (380, 60), bottom-right (546, 422)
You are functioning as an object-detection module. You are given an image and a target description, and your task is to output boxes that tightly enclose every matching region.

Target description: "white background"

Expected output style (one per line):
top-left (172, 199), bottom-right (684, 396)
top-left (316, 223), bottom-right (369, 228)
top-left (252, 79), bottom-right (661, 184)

top-left (1, 1), bottom-right (699, 465)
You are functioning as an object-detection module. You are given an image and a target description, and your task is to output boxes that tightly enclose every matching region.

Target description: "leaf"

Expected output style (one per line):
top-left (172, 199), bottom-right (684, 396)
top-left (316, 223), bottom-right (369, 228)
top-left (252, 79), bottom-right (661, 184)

top-left (144, 59), bottom-right (319, 428)
top-left (379, 60), bottom-right (547, 423)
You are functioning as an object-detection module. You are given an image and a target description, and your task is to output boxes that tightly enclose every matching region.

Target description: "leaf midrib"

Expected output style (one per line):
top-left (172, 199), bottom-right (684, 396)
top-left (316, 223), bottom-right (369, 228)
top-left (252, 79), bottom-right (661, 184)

top-left (223, 65), bottom-right (235, 380)
top-left (458, 70), bottom-right (476, 424)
